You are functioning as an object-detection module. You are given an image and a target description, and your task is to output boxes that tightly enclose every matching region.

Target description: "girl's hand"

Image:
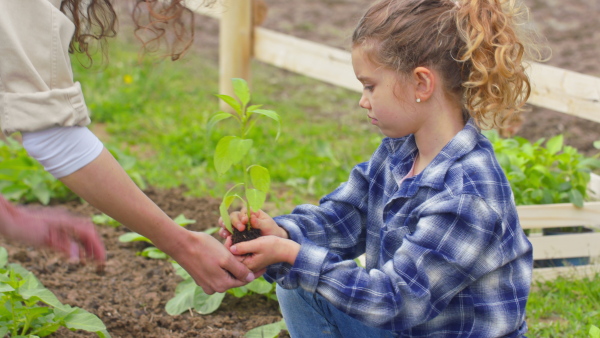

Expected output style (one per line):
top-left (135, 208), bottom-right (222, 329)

top-left (229, 236), bottom-right (300, 272)
top-left (218, 208), bottom-right (288, 240)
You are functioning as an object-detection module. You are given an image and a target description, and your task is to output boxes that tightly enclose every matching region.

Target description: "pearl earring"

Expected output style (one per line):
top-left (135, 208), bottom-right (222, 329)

top-left (416, 98), bottom-right (421, 103)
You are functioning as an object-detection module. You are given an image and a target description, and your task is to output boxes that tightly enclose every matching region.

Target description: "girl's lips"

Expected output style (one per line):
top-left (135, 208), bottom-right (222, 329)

top-left (368, 116), bottom-right (377, 124)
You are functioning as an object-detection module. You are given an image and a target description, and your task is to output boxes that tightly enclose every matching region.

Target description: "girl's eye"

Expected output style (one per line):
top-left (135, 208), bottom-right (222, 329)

top-left (364, 85), bottom-right (374, 92)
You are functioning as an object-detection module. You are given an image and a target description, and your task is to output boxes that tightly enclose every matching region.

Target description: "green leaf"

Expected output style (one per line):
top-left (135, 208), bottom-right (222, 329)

top-left (194, 292), bottom-right (226, 314)
top-left (545, 134), bottom-right (563, 155)
top-left (0, 247), bottom-right (7, 268)
top-left (92, 214), bottom-right (120, 227)
top-left (252, 109), bottom-right (281, 140)
top-left (0, 327), bottom-right (8, 337)
top-left (215, 94), bottom-right (242, 115)
top-left (64, 307), bottom-right (107, 332)
top-left (32, 183), bottom-right (51, 205)
top-left (118, 232), bottom-right (152, 244)
top-left (245, 277), bottom-right (273, 294)
top-left (140, 247), bottom-right (168, 260)
top-left (173, 214), bottom-right (196, 226)
top-left (593, 141), bottom-right (600, 150)
top-left (246, 189), bottom-right (266, 212)
top-left (219, 191), bottom-right (241, 233)
top-left (568, 189), bottom-right (584, 208)
top-left (204, 227), bottom-right (219, 235)
top-left (229, 286), bottom-right (249, 298)
top-left (590, 325), bottom-right (600, 338)
top-left (165, 279), bottom-right (199, 315)
top-left (246, 104), bottom-right (263, 112)
top-left (0, 283), bottom-right (15, 292)
top-left (214, 136), bottom-right (253, 176)
top-left (207, 112), bottom-right (233, 133)
top-left (249, 165), bottom-right (270, 192)
top-left (20, 285), bottom-right (66, 311)
top-left (244, 319), bottom-right (287, 338)
top-left (172, 262), bottom-right (191, 280)
top-left (232, 78), bottom-right (251, 107)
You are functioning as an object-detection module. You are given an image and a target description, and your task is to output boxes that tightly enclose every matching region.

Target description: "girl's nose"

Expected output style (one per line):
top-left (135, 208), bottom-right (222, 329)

top-left (359, 95), bottom-right (371, 110)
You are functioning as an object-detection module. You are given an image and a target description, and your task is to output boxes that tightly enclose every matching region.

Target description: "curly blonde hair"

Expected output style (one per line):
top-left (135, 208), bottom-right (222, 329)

top-left (352, 0), bottom-right (539, 129)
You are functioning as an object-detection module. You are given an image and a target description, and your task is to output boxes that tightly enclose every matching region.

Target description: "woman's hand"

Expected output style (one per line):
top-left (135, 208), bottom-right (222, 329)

top-left (0, 195), bottom-right (106, 267)
top-left (164, 229), bottom-right (257, 294)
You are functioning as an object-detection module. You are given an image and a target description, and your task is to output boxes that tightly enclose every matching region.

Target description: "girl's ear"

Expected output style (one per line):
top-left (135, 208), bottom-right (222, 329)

top-left (413, 67), bottom-right (435, 102)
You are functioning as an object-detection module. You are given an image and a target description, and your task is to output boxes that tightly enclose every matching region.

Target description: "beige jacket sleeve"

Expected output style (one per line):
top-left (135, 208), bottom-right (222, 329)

top-left (0, 0), bottom-right (90, 136)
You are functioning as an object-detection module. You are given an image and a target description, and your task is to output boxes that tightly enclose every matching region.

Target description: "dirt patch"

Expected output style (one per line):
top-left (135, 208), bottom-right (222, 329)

top-left (0, 187), bottom-right (284, 337)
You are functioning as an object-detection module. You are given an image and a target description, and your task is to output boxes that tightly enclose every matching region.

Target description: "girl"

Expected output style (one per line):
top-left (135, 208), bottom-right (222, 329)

top-left (0, 0), bottom-right (253, 293)
top-left (221, 0), bottom-right (535, 336)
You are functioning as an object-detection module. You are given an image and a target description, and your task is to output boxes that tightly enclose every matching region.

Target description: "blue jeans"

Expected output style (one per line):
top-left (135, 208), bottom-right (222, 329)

top-left (277, 285), bottom-right (396, 338)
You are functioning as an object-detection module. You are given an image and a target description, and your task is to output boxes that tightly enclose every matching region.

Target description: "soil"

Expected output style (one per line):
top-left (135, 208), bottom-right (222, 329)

top-left (2, 0), bottom-right (599, 337)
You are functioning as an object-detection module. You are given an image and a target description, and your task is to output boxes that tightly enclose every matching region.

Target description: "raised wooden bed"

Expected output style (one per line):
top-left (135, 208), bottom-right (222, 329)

top-left (520, 174), bottom-right (600, 281)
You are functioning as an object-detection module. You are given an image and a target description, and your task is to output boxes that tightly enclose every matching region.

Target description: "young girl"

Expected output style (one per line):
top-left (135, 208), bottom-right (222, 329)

top-left (221, 0), bottom-right (536, 336)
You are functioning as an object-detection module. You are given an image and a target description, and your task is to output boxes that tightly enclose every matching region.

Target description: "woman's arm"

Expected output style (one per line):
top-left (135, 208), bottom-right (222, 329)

top-left (60, 148), bottom-right (255, 294)
top-left (0, 194), bottom-right (105, 266)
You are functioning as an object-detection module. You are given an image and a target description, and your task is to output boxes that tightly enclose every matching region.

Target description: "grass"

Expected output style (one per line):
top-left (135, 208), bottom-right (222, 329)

top-left (528, 272), bottom-right (600, 336)
top-left (72, 37), bottom-right (599, 336)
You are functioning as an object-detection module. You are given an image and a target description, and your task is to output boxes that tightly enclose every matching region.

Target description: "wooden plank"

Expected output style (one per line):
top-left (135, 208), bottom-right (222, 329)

top-left (253, 27), bottom-right (363, 93)
top-left (590, 173), bottom-right (600, 200)
top-left (533, 264), bottom-right (599, 282)
top-left (517, 201), bottom-right (600, 229)
top-left (529, 232), bottom-right (600, 259)
top-left (527, 62), bottom-right (600, 124)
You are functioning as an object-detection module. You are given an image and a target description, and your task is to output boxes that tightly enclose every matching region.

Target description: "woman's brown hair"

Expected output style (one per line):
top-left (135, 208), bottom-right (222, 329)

top-left (352, 0), bottom-right (540, 129)
top-left (60, 0), bottom-right (197, 66)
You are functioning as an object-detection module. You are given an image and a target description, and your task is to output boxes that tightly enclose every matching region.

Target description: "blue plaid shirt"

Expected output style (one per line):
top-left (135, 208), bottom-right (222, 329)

top-left (266, 119), bottom-right (533, 337)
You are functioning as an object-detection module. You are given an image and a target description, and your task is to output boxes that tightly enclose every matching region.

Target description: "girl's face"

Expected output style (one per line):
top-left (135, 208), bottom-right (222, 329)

top-left (351, 47), bottom-right (422, 138)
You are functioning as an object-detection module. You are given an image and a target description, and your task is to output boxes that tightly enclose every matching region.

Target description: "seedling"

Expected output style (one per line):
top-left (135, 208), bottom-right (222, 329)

top-left (208, 78), bottom-right (280, 244)
top-left (0, 247), bottom-right (110, 337)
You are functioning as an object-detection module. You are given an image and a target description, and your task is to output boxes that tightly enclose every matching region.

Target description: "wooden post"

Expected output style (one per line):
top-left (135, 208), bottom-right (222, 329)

top-left (219, 0), bottom-right (252, 111)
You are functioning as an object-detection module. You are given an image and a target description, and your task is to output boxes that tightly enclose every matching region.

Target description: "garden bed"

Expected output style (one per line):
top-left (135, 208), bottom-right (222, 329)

top-left (0, 187), bottom-right (285, 337)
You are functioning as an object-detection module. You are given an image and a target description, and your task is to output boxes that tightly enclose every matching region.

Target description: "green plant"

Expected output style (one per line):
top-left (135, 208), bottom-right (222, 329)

top-left (0, 247), bottom-right (109, 337)
top-left (208, 78), bottom-right (281, 242)
top-left (118, 214), bottom-right (202, 259)
top-left (165, 262), bottom-right (276, 316)
top-left (0, 138), bottom-right (75, 205)
top-left (92, 213), bottom-right (121, 228)
top-left (245, 319), bottom-right (287, 338)
top-left (591, 325), bottom-right (600, 338)
top-left (164, 79), bottom-right (281, 333)
top-left (485, 131), bottom-right (600, 207)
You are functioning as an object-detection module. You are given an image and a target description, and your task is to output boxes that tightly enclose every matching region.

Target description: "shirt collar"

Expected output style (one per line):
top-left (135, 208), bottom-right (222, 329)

top-left (383, 118), bottom-right (482, 193)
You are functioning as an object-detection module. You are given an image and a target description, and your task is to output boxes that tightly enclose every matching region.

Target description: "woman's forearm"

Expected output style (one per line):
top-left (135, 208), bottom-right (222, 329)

top-left (59, 147), bottom-right (187, 254)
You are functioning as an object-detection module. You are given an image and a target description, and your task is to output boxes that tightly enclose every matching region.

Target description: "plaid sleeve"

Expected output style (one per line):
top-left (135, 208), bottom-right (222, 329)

top-left (272, 161), bottom-right (372, 260)
top-left (270, 194), bottom-right (530, 332)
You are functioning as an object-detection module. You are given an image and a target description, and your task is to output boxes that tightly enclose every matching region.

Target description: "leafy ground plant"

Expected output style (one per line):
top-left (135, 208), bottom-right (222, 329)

top-left (485, 131), bottom-right (600, 207)
top-left (0, 247), bottom-right (109, 337)
top-left (208, 78), bottom-right (280, 244)
top-left (0, 138), bottom-right (74, 205)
